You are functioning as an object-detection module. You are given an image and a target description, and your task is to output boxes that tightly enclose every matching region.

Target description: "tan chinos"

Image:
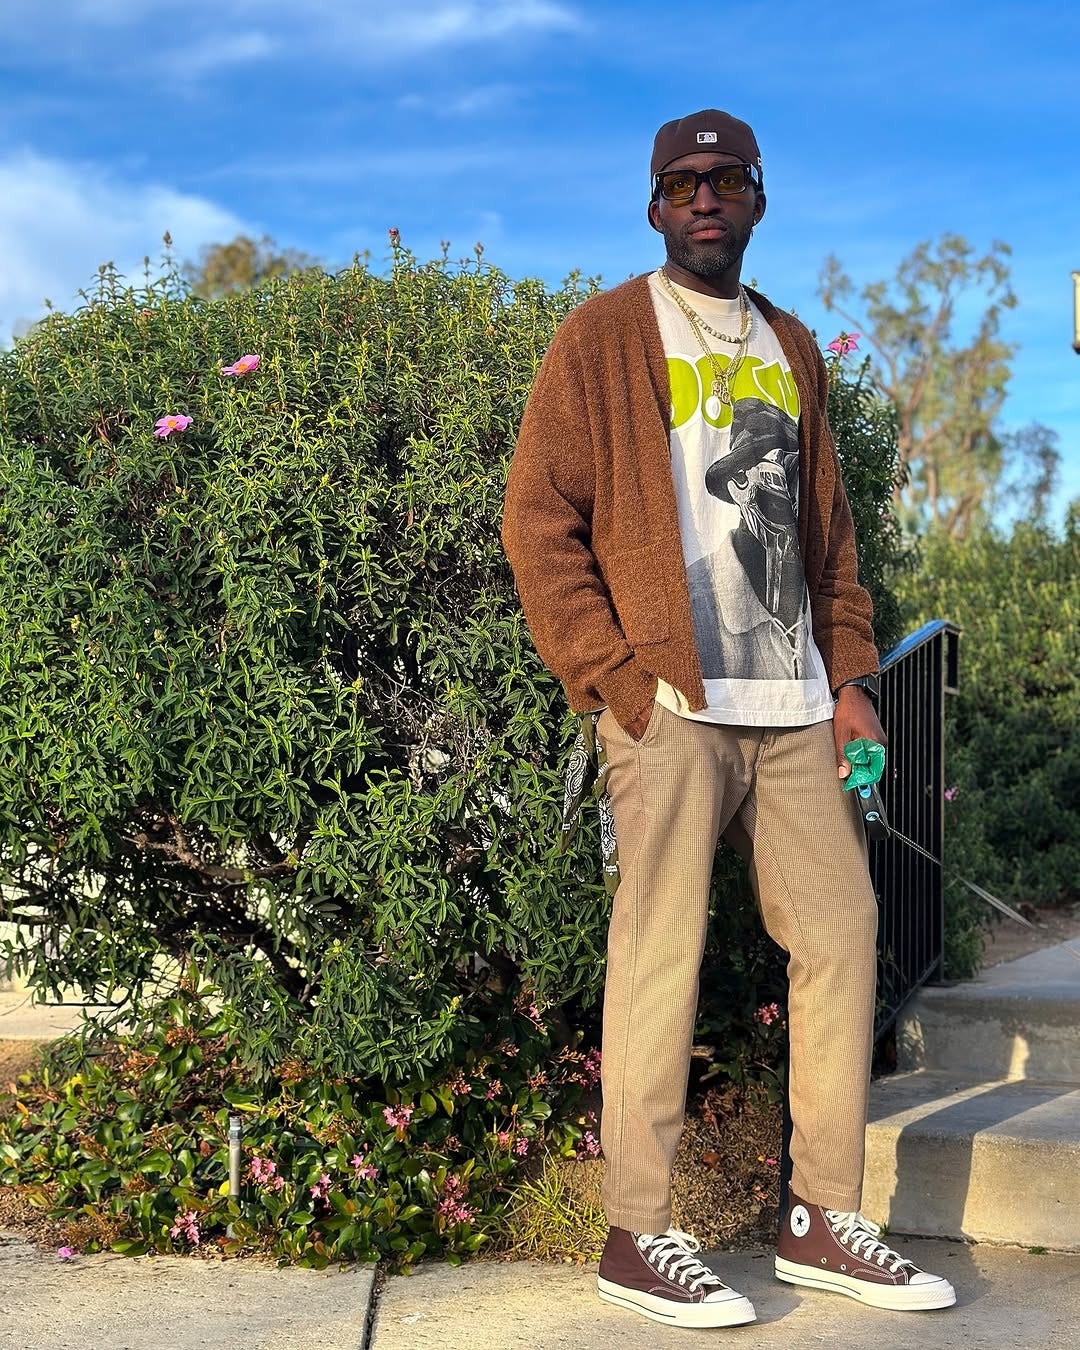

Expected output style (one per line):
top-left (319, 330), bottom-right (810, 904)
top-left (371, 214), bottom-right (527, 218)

top-left (597, 699), bottom-right (878, 1235)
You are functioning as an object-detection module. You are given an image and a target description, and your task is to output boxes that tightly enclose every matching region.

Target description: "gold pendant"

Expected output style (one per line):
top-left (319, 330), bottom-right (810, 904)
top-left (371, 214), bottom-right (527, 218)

top-left (706, 374), bottom-right (729, 418)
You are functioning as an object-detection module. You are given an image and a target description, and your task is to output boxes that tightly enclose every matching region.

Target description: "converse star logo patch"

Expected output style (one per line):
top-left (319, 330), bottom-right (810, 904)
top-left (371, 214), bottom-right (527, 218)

top-left (789, 1205), bottom-right (811, 1238)
top-left (696, 131), bottom-right (718, 143)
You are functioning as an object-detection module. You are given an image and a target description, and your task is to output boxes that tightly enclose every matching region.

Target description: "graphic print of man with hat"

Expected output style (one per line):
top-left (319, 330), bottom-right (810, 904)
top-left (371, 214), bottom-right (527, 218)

top-left (502, 109), bottom-right (957, 1329)
top-left (689, 395), bottom-right (808, 682)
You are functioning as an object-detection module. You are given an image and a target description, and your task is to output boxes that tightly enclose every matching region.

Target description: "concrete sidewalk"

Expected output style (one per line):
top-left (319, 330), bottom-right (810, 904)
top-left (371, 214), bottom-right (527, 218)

top-left (0, 1232), bottom-right (378, 1350)
top-left (0, 986), bottom-right (134, 1041)
top-left (372, 1243), bottom-right (1080, 1349)
top-left (3, 1230), bottom-right (1078, 1350)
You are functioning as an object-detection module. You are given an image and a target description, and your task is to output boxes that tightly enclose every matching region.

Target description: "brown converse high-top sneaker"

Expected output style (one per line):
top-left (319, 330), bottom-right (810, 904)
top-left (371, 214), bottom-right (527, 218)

top-left (775, 1189), bottom-right (956, 1311)
top-left (597, 1226), bottom-right (756, 1328)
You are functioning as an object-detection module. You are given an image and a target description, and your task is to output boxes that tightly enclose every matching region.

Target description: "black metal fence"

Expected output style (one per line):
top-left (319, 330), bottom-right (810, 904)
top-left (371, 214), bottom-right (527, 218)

top-left (871, 619), bottom-right (961, 1036)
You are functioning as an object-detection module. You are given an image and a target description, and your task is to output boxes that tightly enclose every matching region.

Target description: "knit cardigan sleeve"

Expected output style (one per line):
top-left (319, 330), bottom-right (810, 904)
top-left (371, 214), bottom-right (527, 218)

top-left (501, 309), bottom-right (658, 728)
top-left (806, 338), bottom-right (879, 686)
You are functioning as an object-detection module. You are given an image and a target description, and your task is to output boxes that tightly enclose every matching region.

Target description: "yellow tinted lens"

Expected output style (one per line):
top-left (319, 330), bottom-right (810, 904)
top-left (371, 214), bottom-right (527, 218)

top-left (660, 171), bottom-right (697, 202)
top-left (709, 166), bottom-right (747, 194)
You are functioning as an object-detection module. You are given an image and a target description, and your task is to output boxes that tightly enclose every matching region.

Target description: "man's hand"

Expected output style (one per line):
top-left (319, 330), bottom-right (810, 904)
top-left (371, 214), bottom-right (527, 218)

top-left (625, 701), bottom-right (654, 743)
top-left (833, 685), bottom-right (886, 781)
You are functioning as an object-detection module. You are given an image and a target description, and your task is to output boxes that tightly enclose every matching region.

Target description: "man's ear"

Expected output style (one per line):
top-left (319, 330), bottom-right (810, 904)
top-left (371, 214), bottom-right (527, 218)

top-left (647, 199), bottom-right (663, 233)
top-left (753, 190), bottom-right (767, 226)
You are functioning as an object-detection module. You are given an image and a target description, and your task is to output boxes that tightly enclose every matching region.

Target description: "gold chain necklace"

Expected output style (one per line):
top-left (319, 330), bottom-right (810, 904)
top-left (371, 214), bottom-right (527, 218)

top-left (658, 269), bottom-right (751, 415)
top-left (659, 267), bottom-right (751, 344)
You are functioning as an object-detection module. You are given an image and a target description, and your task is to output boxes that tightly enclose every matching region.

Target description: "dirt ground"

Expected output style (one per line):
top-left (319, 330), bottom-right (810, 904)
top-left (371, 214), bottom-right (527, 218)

top-left (0, 1036), bottom-right (50, 1088)
top-left (2, 903), bottom-right (1077, 1258)
top-left (978, 901), bottom-right (1080, 969)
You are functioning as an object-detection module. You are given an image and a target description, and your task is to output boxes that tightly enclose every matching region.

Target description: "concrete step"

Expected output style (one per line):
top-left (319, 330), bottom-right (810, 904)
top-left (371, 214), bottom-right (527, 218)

top-left (898, 939), bottom-right (1080, 1082)
top-left (861, 1069), bottom-right (1080, 1251)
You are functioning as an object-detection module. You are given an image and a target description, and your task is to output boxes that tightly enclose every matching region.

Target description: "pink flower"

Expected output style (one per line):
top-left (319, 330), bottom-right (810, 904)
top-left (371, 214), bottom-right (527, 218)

top-left (350, 1152), bottom-right (379, 1182)
top-left (56, 1246), bottom-right (77, 1261)
top-left (383, 1104), bottom-right (414, 1130)
top-left (220, 353), bottom-right (260, 376)
top-left (765, 1157), bottom-right (778, 1166)
top-left (154, 414), bottom-right (192, 438)
top-left (485, 1079), bottom-right (503, 1100)
top-left (944, 786), bottom-right (959, 802)
top-left (576, 1130), bottom-right (601, 1159)
top-left (169, 1210), bottom-right (201, 1246)
top-left (583, 1048), bottom-right (602, 1087)
top-left (436, 1174), bottom-right (476, 1226)
top-left (437, 1198), bottom-right (477, 1224)
top-left (441, 1174), bottom-right (467, 1200)
top-left (248, 1155), bottom-right (286, 1190)
top-left (754, 1001), bottom-right (783, 1027)
top-left (496, 1130), bottom-right (512, 1149)
top-left (514, 1137), bottom-right (529, 1156)
top-left (310, 1172), bottom-right (332, 1202)
top-left (827, 331), bottom-right (861, 356)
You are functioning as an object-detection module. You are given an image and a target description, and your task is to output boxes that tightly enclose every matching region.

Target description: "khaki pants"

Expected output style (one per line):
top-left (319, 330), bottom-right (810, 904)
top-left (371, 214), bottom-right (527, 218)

top-left (596, 700), bottom-right (878, 1234)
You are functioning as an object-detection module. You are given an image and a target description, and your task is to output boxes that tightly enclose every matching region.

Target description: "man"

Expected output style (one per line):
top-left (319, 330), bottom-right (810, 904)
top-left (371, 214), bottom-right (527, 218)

top-left (501, 110), bottom-right (956, 1329)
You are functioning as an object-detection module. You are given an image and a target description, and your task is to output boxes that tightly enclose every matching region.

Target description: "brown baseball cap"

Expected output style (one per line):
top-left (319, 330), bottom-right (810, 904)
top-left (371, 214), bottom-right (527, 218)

top-left (651, 110), bottom-right (763, 182)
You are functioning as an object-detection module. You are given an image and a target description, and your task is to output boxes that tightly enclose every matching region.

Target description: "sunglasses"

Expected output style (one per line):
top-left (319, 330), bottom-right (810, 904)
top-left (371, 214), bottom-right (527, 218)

top-left (653, 163), bottom-right (759, 204)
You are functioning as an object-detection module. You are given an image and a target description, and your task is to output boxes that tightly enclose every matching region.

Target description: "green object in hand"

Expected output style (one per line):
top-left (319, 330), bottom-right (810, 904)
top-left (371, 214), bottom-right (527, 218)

top-left (842, 738), bottom-right (886, 790)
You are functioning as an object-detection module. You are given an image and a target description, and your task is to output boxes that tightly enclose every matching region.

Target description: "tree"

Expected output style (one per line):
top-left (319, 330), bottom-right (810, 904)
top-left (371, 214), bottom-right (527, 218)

top-left (183, 233), bottom-right (323, 298)
top-left (819, 233), bottom-right (1059, 538)
top-left (992, 421), bottom-right (1061, 525)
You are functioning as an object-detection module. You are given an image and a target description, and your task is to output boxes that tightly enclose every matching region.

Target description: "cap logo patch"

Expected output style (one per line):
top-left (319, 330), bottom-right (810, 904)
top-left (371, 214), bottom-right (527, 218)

top-left (697, 131), bottom-right (718, 143)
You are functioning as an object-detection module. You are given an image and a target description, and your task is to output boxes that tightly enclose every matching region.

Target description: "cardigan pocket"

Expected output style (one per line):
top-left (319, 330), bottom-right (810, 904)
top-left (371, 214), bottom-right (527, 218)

top-left (603, 543), bottom-right (670, 647)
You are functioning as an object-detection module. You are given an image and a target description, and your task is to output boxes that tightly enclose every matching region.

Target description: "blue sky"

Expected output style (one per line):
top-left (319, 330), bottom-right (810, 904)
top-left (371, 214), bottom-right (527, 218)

top-left (2, 0), bottom-right (1078, 520)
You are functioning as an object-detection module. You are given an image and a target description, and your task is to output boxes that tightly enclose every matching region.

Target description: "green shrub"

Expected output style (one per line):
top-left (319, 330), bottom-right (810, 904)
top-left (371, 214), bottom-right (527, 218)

top-left (0, 245), bottom-right (903, 1258)
top-left (896, 512), bottom-right (1079, 921)
top-left (0, 966), bottom-right (599, 1267)
top-left (823, 352), bottom-right (909, 656)
top-left (0, 242), bottom-right (608, 1082)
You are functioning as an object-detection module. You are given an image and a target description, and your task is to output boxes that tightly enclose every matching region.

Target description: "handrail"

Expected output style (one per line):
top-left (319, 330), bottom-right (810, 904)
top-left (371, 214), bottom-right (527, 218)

top-left (880, 619), bottom-right (961, 687)
top-left (871, 618), bottom-right (960, 1036)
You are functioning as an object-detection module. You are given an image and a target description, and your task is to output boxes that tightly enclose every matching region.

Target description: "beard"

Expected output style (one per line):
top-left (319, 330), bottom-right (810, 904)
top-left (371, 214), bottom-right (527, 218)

top-left (661, 215), bottom-right (754, 278)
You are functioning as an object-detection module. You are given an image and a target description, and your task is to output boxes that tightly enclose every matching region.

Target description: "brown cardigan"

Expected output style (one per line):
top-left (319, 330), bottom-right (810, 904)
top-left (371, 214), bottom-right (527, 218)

top-left (501, 272), bottom-right (879, 734)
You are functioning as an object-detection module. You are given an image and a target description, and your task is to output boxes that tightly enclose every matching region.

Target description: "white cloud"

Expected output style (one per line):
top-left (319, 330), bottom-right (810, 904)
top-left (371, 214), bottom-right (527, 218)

top-left (200, 144), bottom-right (511, 186)
top-left (177, 31), bottom-right (279, 76)
top-left (396, 83), bottom-right (519, 118)
top-left (0, 150), bottom-right (246, 343)
top-left (4, 1), bottom-right (582, 71)
top-left (359, 2), bottom-right (581, 50)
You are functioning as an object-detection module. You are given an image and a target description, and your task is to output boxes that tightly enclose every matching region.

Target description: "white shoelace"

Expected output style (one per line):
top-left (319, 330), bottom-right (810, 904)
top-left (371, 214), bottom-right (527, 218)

top-left (637, 1229), bottom-right (723, 1293)
top-left (824, 1210), bottom-right (913, 1274)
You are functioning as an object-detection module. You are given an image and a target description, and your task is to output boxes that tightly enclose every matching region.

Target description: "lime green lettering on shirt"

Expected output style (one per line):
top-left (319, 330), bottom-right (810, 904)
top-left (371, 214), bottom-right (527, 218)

top-left (667, 354), bottom-right (801, 429)
top-left (668, 355), bottom-right (701, 430)
top-left (751, 360), bottom-right (800, 417)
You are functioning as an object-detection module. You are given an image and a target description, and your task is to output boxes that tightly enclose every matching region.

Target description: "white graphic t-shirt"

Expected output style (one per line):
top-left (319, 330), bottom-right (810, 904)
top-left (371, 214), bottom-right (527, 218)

top-left (648, 270), bottom-right (834, 727)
